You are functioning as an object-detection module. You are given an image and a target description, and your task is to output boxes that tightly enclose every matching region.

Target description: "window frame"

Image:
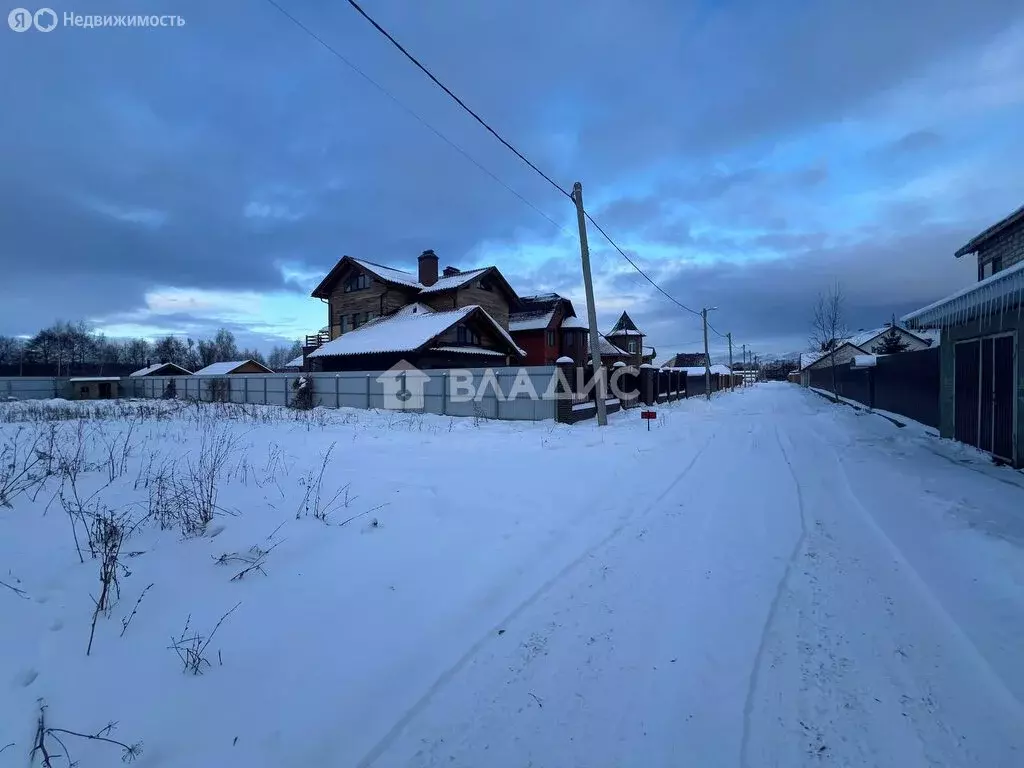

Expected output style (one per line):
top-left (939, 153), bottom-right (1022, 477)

top-left (343, 273), bottom-right (370, 293)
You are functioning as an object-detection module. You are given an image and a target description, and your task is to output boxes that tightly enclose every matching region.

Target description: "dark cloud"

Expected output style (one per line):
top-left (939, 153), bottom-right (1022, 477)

top-left (1, 0), bottom-right (1020, 344)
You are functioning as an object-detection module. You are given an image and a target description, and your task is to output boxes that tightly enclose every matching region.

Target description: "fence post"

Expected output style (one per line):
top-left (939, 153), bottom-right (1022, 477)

top-left (244, 376), bottom-right (249, 405)
top-left (366, 374), bottom-right (371, 409)
top-left (441, 373), bottom-right (447, 415)
top-left (263, 376), bottom-right (268, 404)
top-left (334, 375), bottom-right (339, 409)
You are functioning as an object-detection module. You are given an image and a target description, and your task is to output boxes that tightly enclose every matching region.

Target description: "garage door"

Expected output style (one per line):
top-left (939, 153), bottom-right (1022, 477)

top-left (955, 333), bottom-right (1017, 463)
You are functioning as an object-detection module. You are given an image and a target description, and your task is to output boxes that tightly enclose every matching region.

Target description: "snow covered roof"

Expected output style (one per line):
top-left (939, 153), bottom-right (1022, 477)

top-left (350, 259), bottom-right (421, 289)
top-left (800, 352), bottom-right (823, 370)
top-left (309, 306), bottom-right (523, 359)
top-left (282, 355), bottom-right (304, 369)
top-left (509, 309), bottom-right (556, 332)
top-left (903, 259), bottom-right (1024, 328)
top-left (607, 328), bottom-right (644, 336)
top-left (560, 314), bottom-right (588, 330)
top-left (847, 327), bottom-right (890, 349)
top-left (607, 311), bottom-right (643, 336)
top-left (709, 364), bottom-right (732, 375)
top-left (194, 360), bottom-right (271, 376)
top-left (418, 267), bottom-right (490, 294)
top-left (431, 345), bottom-right (507, 357)
top-left (587, 335), bottom-right (629, 357)
top-left (954, 204), bottom-right (1024, 257)
top-left (129, 362), bottom-right (192, 377)
top-left (69, 377), bottom-right (121, 382)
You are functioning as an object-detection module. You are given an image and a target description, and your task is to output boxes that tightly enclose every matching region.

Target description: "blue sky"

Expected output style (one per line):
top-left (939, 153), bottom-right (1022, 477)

top-left (1, 0), bottom-right (1022, 360)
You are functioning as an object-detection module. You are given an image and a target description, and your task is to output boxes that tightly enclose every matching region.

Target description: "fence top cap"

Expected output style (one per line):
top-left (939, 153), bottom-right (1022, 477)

top-left (555, 356), bottom-right (574, 364)
top-left (639, 363), bottom-right (655, 368)
top-left (612, 361), bottom-right (626, 368)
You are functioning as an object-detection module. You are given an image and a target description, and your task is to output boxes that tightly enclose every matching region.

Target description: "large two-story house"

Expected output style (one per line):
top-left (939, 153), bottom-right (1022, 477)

top-left (304, 250), bottom-right (525, 371)
top-left (903, 203), bottom-right (1024, 467)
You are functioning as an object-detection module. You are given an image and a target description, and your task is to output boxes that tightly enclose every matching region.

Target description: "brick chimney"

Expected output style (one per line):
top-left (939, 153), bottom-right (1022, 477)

top-left (442, 266), bottom-right (461, 277)
top-left (418, 249), bottom-right (438, 286)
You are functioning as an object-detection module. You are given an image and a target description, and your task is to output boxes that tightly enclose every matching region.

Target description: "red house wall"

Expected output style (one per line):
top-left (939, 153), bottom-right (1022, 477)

top-left (512, 330), bottom-right (550, 365)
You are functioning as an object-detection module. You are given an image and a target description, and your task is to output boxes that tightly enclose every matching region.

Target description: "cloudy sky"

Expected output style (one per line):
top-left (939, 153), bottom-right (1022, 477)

top-left (2, 0), bottom-right (1022, 361)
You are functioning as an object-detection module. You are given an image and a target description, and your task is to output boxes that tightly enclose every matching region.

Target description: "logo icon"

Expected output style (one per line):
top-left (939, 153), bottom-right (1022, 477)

top-left (8, 7), bottom-right (32, 31)
top-left (376, 360), bottom-right (431, 410)
top-left (34, 7), bottom-right (56, 31)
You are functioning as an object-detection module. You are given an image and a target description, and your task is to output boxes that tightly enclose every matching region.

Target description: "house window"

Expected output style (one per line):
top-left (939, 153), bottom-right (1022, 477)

top-left (628, 339), bottom-right (638, 354)
top-left (457, 325), bottom-right (481, 345)
top-left (562, 332), bottom-right (574, 348)
top-left (992, 256), bottom-right (1002, 276)
top-left (352, 312), bottom-right (369, 329)
top-left (478, 279), bottom-right (493, 292)
top-left (366, 311), bottom-right (380, 323)
top-left (344, 273), bottom-right (370, 293)
top-left (546, 330), bottom-right (556, 347)
top-left (341, 315), bottom-right (353, 333)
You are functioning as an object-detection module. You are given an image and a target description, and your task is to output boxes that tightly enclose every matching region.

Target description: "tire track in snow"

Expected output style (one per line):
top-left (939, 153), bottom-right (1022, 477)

top-left (357, 435), bottom-right (715, 768)
top-left (828, 444), bottom-right (1024, 722)
top-left (739, 424), bottom-right (809, 768)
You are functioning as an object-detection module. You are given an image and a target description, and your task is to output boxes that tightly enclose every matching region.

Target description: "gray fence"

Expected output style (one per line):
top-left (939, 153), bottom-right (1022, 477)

top-left (0, 377), bottom-right (68, 400)
top-left (140, 368), bottom-right (559, 421)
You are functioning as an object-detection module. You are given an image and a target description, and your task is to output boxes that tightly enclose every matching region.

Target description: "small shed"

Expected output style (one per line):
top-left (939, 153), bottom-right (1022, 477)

top-left (69, 377), bottom-right (121, 400)
top-left (194, 360), bottom-right (274, 376)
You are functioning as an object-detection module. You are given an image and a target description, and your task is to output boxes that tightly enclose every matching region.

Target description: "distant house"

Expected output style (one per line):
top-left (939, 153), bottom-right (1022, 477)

top-left (129, 362), bottom-right (192, 377)
top-left (305, 250), bottom-right (523, 370)
top-left (604, 312), bottom-right (646, 366)
top-left (307, 304), bottom-right (524, 371)
top-left (194, 360), bottom-right (274, 376)
top-left (903, 203), bottom-right (1024, 467)
top-left (798, 323), bottom-right (937, 386)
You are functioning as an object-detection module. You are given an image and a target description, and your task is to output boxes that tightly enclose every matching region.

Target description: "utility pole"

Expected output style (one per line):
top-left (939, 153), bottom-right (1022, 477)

top-left (742, 343), bottom-right (747, 387)
top-left (727, 332), bottom-right (734, 391)
top-left (702, 307), bottom-right (712, 401)
top-left (571, 181), bottom-right (607, 426)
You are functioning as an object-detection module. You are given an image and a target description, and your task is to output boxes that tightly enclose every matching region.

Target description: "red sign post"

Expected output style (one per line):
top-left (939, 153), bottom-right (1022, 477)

top-left (641, 410), bottom-right (656, 430)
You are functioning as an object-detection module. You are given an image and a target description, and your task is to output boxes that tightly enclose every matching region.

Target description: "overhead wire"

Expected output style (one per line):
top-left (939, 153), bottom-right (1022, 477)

top-left (262, 0), bottom-right (570, 236)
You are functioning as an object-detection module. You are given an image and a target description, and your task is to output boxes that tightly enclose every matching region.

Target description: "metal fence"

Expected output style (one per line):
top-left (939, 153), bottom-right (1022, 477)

top-left (808, 347), bottom-right (940, 428)
top-left (126, 368), bottom-right (558, 421)
top-left (0, 377), bottom-right (68, 400)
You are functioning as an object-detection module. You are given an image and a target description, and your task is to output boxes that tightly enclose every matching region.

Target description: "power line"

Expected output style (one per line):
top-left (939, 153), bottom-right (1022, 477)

top-left (583, 212), bottom-right (703, 318)
top-left (343, 0), bottom-right (572, 200)
top-left (340, 0), bottom-right (707, 323)
top-left (262, 0), bottom-right (569, 235)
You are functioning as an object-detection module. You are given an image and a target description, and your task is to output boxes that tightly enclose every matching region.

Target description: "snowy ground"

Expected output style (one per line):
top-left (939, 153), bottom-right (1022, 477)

top-left (2, 387), bottom-right (1022, 767)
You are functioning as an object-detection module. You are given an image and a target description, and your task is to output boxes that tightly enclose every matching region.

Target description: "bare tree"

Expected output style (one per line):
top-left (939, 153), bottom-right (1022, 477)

top-left (809, 282), bottom-right (848, 402)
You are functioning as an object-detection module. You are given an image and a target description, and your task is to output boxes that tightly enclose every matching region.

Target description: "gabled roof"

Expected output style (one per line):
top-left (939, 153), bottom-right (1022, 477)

top-left (510, 293), bottom-right (575, 333)
top-left (954, 204), bottom-right (1024, 257)
top-left (194, 360), bottom-right (273, 376)
top-left (308, 305), bottom-right (524, 359)
top-left (282, 355), bottom-right (304, 369)
top-left (311, 256), bottom-right (519, 302)
top-left (800, 343), bottom-right (868, 370)
top-left (129, 362), bottom-right (192, 377)
top-left (607, 311), bottom-right (643, 337)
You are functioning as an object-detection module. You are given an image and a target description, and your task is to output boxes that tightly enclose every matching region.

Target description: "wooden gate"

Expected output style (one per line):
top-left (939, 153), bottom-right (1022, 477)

top-left (954, 333), bottom-right (1017, 463)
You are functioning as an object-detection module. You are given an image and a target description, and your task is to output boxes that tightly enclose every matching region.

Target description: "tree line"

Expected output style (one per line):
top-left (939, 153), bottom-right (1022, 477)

top-left (0, 321), bottom-right (302, 376)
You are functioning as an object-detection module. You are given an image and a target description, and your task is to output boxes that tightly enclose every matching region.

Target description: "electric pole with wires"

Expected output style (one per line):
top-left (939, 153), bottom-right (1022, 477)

top-left (727, 332), bottom-right (734, 391)
top-left (572, 182), bottom-right (607, 426)
top-left (702, 307), bottom-right (716, 401)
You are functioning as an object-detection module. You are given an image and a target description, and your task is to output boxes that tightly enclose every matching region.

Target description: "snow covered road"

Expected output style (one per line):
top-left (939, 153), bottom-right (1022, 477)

top-left (3, 386), bottom-right (1023, 768)
top-left (368, 385), bottom-right (1024, 768)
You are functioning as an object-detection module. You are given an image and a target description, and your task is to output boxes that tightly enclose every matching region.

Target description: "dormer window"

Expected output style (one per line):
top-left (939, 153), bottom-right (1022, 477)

top-left (479, 279), bottom-right (493, 292)
top-left (344, 273), bottom-right (370, 293)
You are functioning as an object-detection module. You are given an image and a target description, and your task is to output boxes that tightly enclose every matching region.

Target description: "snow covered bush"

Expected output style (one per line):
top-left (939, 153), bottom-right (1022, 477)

top-left (291, 375), bottom-right (314, 410)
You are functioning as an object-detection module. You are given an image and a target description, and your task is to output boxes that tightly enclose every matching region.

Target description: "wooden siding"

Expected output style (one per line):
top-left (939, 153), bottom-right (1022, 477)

top-left (422, 292), bottom-right (460, 314)
top-left (230, 361), bottom-right (273, 374)
top-left (327, 263), bottom-right (417, 338)
top-left (977, 216), bottom-right (1024, 279)
top-left (457, 282), bottom-right (513, 328)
